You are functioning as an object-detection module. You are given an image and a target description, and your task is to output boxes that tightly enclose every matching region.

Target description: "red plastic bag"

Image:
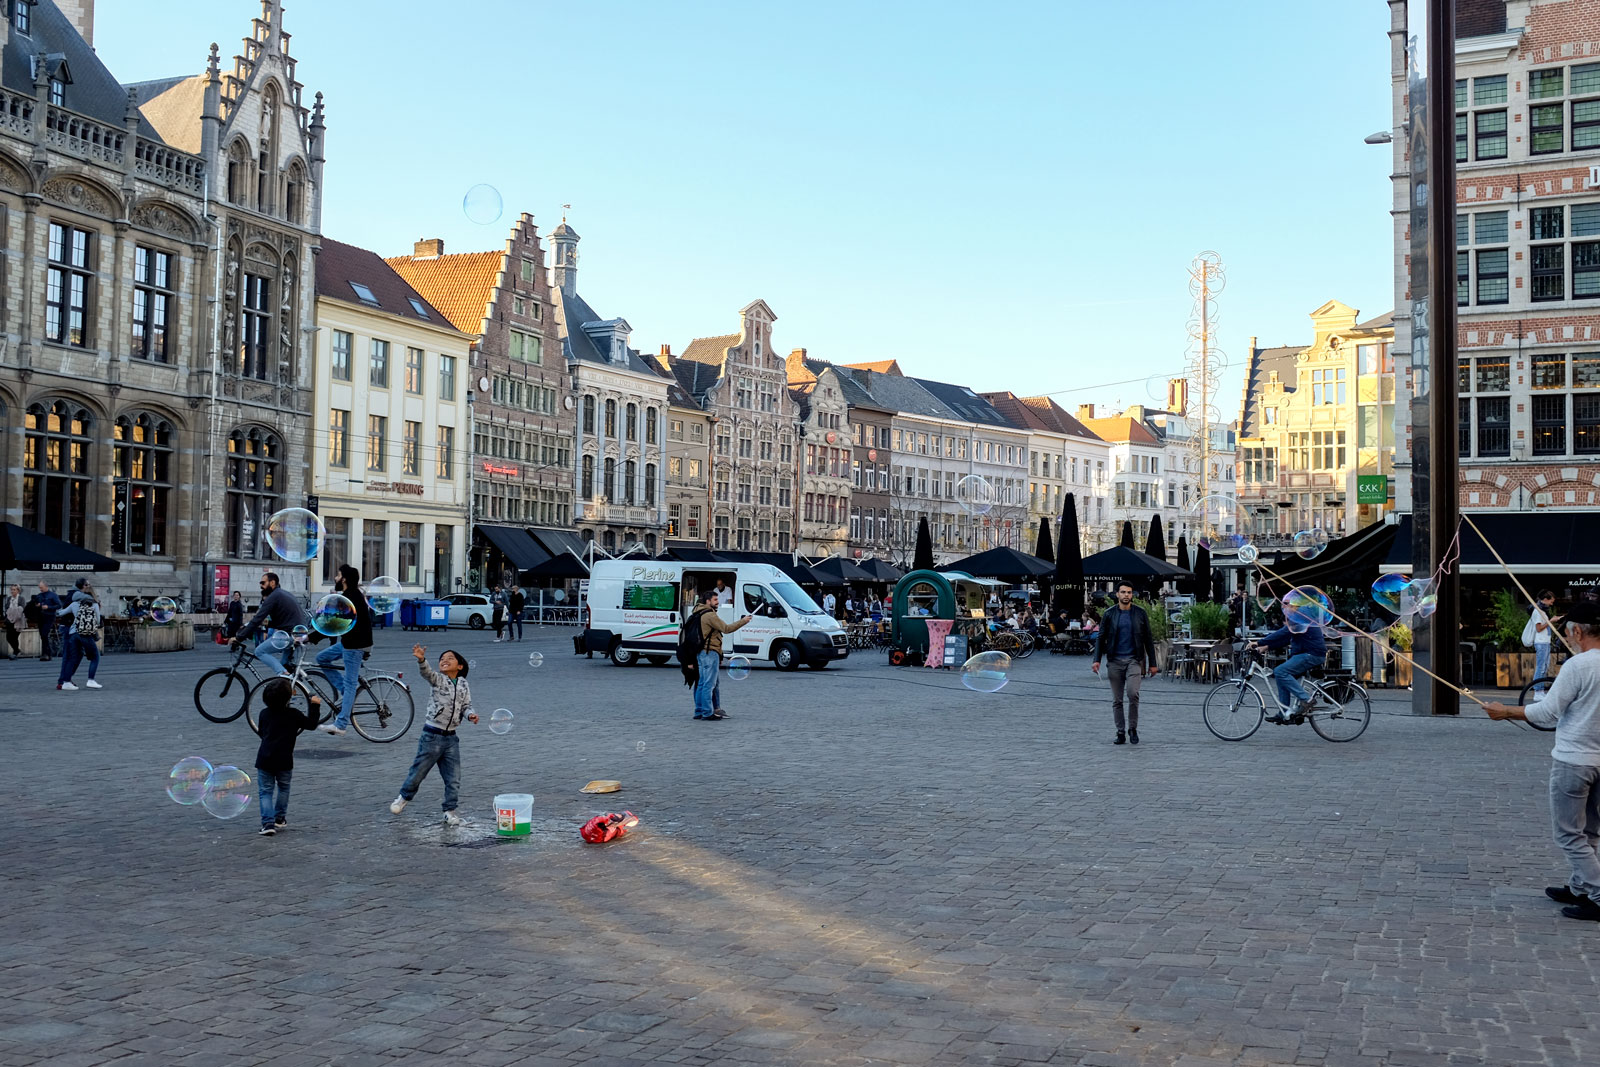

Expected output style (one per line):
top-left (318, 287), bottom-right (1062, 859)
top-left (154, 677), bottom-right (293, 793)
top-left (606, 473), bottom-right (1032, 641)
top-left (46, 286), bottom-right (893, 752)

top-left (579, 811), bottom-right (638, 843)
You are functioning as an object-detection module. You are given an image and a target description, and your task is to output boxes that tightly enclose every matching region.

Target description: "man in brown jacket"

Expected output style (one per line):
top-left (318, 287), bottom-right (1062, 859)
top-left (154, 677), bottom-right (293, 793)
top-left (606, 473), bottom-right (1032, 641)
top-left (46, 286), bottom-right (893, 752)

top-left (690, 588), bottom-right (749, 721)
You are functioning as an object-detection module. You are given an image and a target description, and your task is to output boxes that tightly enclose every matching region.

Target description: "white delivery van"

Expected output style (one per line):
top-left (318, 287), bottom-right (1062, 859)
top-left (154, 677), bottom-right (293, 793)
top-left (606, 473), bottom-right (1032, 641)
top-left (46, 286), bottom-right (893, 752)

top-left (585, 560), bottom-right (848, 670)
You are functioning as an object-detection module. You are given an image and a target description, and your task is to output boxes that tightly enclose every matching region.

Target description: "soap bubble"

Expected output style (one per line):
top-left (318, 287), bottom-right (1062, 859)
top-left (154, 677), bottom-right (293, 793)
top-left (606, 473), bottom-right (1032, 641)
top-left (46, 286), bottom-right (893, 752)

top-left (310, 593), bottom-right (356, 637)
top-left (955, 475), bottom-right (997, 516)
top-left (1237, 544), bottom-right (1259, 565)
top-left (166, 756), bottom-right (213, 805)
top-left (291, 624), bottom-right (309, 637)
top-left (488, 708), bottom-right (514, 735)
top-left (463, 184), bottom-right (503, 225)
top-left (1292, 528), bottom-right (1330, 560)
top-left (726, 655), bottom-right (751, 681)
top-left (1189, 494), bottom-right (1247, 552)
top-left (264, 630), bottom-right (291, 652)
top-left (149, 596), bottom-right (178, 624)
top-left (263, 508), bottom-right (325, 563)
top-left (961, 650), bottom-right (1011, 693)
top-left (200, 765), bottom-right (253, 820)
top-left (367, 576), bottom-right (402, 615)
top-left (1403, 578), bottom-right (1438, 620)
top-left (636, 741), bottom-right (646, 753)
top-left (1282, 586), bottom-right (1333, 634)
top-left (527, 652), bottom-right (544, 668)
top-left (1371, 572), bottom-right (1409, 613)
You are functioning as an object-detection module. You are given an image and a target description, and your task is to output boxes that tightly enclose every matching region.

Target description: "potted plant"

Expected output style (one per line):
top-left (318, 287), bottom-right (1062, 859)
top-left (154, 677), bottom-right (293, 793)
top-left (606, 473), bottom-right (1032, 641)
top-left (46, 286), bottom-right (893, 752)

top-left (1181, 601), bottom-right (1232, 641)
top-left (1485, 589), bottom-right (1534, 688)
top-left (1388, 622), bottom-right (1413, 687)
top-left (1134, 597), bottom-right (1170, 670)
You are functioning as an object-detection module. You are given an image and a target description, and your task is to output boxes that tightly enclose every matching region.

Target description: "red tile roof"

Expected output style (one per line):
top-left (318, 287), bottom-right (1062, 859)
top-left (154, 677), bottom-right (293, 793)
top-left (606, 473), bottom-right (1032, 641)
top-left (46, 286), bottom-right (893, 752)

top-left (842, 359), bottom-right (902, 375)
top-left (383, 250), bottom-right (504, 335)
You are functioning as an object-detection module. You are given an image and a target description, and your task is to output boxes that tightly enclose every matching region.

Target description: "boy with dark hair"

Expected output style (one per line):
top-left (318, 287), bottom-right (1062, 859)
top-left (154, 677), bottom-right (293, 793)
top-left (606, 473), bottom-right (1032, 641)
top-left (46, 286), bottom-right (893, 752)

top-left (391, 646), bottom-right (478, 824)
top-left (254, 679), bottom-right (321, 836)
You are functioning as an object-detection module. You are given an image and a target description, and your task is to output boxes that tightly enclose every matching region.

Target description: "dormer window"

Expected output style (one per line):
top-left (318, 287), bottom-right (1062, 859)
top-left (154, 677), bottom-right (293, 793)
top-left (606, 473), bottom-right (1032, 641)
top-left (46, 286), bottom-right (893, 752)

top-left (408, 297), bottom-right (430, 319)
top-left (349, 282), bottom-right (380, 306)
top-left (48, 78), bottom-right (65, 107)
top-left (13, 1), bottom-right (32, 35)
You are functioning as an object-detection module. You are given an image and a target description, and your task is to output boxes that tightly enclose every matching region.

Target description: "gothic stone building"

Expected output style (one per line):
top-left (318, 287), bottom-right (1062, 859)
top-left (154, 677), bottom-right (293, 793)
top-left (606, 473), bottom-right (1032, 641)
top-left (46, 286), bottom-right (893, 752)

top-left (0, 0), bottom-right (323, 607)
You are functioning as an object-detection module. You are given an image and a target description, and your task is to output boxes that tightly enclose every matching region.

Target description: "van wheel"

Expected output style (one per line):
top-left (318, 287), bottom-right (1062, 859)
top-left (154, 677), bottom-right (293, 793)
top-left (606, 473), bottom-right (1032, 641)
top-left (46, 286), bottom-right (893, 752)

top-left (645, 655), bottom-right (670, 666)
top-left (772, 642), bottom-right (801, 671)
top-left (611, 647), bottom-right (637, 666)
top-left (468, 615), bottom-right (485, 630)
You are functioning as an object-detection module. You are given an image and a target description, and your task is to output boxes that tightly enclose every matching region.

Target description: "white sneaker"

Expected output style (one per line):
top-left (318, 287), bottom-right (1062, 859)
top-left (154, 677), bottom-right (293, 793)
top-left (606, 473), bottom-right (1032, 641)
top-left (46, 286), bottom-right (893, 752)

top-left (389, 796), bottom-right (408, 814)
top-left (320, 724), bottom-right (345, 735)
top-left (85, 680), bottom-right (102, 690)
top-left (442, 811), bottom-right (461, 826)
top-left (57, 682), bottom-right (77, 691)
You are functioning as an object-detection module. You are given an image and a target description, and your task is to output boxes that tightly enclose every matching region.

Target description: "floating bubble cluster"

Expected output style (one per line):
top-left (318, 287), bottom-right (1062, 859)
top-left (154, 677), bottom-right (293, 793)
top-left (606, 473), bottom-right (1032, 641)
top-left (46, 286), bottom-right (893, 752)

top-left (1188, 494), bottom-right (1249, 553)
top-left (200, 766), bottom-right (253, 820)
top-left (961, 650), bottom-right (1011, 693)
top-left (166, 757), bottom-right (213, 806)
top-left (1371, 572), bottom-right (1408, 613)
top-left (1292, 528), bottom-right (1330, 560)
top-left (264, 508), bottom-right (324, 563)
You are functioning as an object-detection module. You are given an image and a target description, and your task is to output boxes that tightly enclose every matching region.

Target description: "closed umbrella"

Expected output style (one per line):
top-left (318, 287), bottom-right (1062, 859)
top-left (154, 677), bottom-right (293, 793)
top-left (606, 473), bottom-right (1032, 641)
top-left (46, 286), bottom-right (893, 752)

top-left (1119, 521), bottom-right (1135, 549)
top-left (1054, 493), bottom-right (1084, 619)
top-left (913, 517), bottom-right (934, 572)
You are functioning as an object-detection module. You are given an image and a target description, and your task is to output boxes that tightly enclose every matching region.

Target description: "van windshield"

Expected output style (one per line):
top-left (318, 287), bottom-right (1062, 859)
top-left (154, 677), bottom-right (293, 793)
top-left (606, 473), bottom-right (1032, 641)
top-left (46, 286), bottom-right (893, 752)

top-left (772, 580), bottom-right (825, 615)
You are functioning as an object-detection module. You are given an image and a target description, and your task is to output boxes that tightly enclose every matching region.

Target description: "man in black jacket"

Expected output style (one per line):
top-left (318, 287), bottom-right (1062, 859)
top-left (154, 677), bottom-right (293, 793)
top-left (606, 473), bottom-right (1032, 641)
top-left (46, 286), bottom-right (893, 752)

top-left (1090, 581), bottom-right (1158, 745)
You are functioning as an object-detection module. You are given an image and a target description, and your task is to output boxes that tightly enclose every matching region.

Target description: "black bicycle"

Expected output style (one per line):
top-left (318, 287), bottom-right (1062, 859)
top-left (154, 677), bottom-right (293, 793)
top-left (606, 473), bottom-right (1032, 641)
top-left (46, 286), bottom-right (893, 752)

top-left (1518, 676), bottom-right (1559, 732)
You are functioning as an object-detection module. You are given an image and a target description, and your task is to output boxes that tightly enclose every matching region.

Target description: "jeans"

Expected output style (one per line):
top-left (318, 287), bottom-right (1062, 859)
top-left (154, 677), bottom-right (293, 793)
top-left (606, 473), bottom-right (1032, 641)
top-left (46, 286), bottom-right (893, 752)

top-left (693, 650), bottom-right (722, 716)
top-left (1273, 653), bottom-right (1321, 709)
top-left (1535, 642), bottom-right (1553, 695)
top-left (1549, 759), bottom-right (1600, 900)
top-left (315, 642), bottom-right (365, 729)
top-left (253, 630), bottom-right (287, 676)
top-left (258, 767), bottom-right (292, 827)
top-left (56, 634), bottom-right (99, 684)
top-left (508, 611), bottom-right (523, 640)
top-left (1105, 657), bottom-right (1143, 732)
top-left (399, 728), bottom-right (461, 811)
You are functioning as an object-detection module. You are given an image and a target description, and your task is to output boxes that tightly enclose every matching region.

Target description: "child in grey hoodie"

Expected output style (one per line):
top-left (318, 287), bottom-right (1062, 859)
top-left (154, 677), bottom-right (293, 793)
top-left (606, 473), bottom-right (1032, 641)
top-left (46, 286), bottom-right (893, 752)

top-left (389, 646), bottom-right (478, 824)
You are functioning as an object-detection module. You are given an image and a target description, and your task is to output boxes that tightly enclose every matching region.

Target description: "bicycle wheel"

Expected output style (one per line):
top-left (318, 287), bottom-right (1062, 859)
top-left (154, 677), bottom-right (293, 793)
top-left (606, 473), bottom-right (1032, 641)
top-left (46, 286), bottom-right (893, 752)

top-left (1518, 678), bottom-right (1559, 732)
top-left (245, 677), bottom-right (317, 737)
top-left (1202, 680), bottom-right (1264, 741)
top-left (1013, 633), bottom-right (1037, 659)
top-left (350, 675), bottom-right (415, 743)
top-left (194, 668), bottom-right (251, 723)
top-left (1308, 680), bottom-right (1371, 742)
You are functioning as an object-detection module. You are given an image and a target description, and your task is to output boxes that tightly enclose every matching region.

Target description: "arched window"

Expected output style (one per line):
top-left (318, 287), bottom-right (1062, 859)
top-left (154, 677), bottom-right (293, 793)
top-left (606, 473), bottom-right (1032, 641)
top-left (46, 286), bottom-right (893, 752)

top-left (258, 85), bottom-right (281, 212)
top-left (604, 399), bottom-right (616, 438)
top-left (226, 140), bottom-right (250, 206)
top-left (22, 400), bottom-right (92, 545)
top-left (602, 529), bottom-right (616, 553)
top-left (581, 454), bottom-right (594, 498)
top-left (113, 413), bottom-right (174, 555)
top-left (284, 160), bottom-right (306, 225)
top-left (582, 395), bottom-right (595, 434)
top-left (225, 426), bottom-right (282, 558)
top-left (603, 457), bottom-right (616, 501)
top-left (645, 407), bottom-right (658, 445)
top-left (623, 459), bottom-right (637, 505)
top-left (625, 403), bottom-right (637, 441)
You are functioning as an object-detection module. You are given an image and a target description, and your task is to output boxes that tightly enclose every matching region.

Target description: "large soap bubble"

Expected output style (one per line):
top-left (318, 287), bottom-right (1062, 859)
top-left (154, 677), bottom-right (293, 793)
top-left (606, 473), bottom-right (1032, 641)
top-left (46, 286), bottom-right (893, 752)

top-left (463, 184), bottom-right (503, 225)
top-left (311, 593), bottom-right (357, 637)
top-left (1282, 586), bottom-right (1333, 634)
top-left (1371, 572), bottom-right (1409, 613)
top-left (1292, 528), bottom-right (1330, 560)
top-left (955, 475), bottom-right (997, 516)
top-left (1188, 494), bottom-right (1248, 552)
top-left (264, 508), bottom-right (325, 563)
top-left (149, 596), bottom-right (178, 624)
top-left (367, 576), bottom-right (402, 615)
top-left (488, 708), bottom-right (514, 735)
top-left (961, 650), bottom-right (1011, 693)
top-left (200, 765), bottom-right (253, 820)
top-left (167, 756), bottom-right (213, 806)
top-left (726, 655), bottom-right (752, 681)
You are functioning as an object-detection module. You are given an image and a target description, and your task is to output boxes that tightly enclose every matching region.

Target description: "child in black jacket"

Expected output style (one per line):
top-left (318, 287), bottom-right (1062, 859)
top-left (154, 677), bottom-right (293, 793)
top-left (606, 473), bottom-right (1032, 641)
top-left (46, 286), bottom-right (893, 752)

top-left (255, 679), bottom-right (320, 836)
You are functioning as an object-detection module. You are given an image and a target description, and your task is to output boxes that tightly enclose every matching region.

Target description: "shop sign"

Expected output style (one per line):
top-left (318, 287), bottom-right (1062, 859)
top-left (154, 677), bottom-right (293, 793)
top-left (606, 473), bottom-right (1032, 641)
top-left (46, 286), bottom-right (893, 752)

top-left (365, 481), bottom-right (425, 496)
top-left (481, 461), bottom-right (520, 477)
top-left (1356, 475), bottom-right (1389, 504)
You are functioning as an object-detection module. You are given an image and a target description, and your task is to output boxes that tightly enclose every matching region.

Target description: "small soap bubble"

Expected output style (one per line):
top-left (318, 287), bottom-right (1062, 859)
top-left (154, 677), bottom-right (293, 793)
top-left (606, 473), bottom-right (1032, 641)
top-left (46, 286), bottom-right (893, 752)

top-left (1292, 528), bottom-right (1330, 560)
top-left (310, 594), bottom-right (356, 638)
top-left (463, 184), bottom-right (503, 225)
top-left (961, 650), bottom-right (1011, 693)
top-left (726, 655), bottom-right (751, 681)
top-left (200, 765), bottom-right (253, 820)
top-left (955, 475), bottom-right (997, 516)
top-left (149, 596), bottom-right (178, 624)
top-left (488, 708), bottom-right (514, 735)
top-left (528, 651), bottom-right (544, 668)
top-left (1406, 579), bottom-right (1439, 620)
top-left (263, 508), bottom-right (324, 563)
top-left (367, 576), bottom-right (402, 615)
top-left (636, 741), bottom-right (646, 753)
top-left (167, 756), bottom-right (213, 806)
top-left (264, 630), bottom-right (291, 652)
top-left (291, 624), bottom-right (309, 637)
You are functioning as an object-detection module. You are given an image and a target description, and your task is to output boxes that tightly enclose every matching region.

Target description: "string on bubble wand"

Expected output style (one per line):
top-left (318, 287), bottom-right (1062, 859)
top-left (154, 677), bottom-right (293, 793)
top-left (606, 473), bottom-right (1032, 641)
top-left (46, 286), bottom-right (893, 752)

top-left (1459, 512), bottom-right (1579, 659)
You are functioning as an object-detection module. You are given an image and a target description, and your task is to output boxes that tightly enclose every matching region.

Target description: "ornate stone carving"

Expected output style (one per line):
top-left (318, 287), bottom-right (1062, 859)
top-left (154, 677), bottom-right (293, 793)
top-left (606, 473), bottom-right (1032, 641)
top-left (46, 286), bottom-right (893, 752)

top-left (131, 201), bottom-right (199, 241)
top-left (41, 176), bottom-right (113, 217)
top-left (0, 156), bottom-right (27, 193)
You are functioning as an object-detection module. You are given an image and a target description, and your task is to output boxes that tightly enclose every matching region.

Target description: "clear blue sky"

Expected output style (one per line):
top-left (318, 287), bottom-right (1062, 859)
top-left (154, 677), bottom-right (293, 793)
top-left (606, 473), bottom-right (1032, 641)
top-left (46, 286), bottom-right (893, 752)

top-left (97, 0), bottom-right (1395, 417)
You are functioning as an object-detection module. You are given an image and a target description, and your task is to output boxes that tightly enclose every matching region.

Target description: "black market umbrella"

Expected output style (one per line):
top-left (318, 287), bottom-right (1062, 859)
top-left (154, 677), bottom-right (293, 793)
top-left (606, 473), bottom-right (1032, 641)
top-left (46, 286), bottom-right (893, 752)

top-left (1194, 544), bottom-right (1213, 602)
top-left (913, 517), bottom-right (935, 572)
top-left (1034, 519), bottom-right (1055, 564)
top-left (519, 553), bottom-right (589, 582)
top-left (857, 558), bottom-right (904, 583)
top-left (1053, 493), bottom-right (1084, 619)
top-left (1144, 513), bottom-right (1166, 562)
top-left (946, 546), bottom-right (1057, 583)
top-left (809, 556), bottom-right (874, 584)
top-left (0, 523), bottom-right (120, 592)
top-left (1174, 535), bottom-right (1193, 596)
top-left (1120, 521), bottom-right (1136, 549)
top-left (1080, 545), bottom-right (1190, 581)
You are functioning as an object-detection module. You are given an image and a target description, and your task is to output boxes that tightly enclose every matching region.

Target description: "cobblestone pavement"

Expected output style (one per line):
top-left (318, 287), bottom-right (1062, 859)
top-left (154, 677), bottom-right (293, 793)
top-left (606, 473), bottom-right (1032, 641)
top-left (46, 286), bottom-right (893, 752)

top-left (2, 628), bottom-right (1597, 1066)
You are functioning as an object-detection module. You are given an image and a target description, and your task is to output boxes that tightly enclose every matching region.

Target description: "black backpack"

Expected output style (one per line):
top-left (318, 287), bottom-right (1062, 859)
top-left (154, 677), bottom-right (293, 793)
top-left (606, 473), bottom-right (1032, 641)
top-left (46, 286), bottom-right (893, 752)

top-left (678, 609), bottom-right (707, 686)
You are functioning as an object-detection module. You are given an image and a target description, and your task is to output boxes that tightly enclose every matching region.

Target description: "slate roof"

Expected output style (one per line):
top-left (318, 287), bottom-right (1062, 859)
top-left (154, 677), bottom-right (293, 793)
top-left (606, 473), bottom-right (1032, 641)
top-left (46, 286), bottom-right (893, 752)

top-left (1078, 416), bottom-right (1162, 448)
top-left (665, 358), bottom-right (723, 407)
top-left (833, 368), bottom-right (956, 420)
top-left (2, 1), bottom-right (164, 140)
top-left (130, 74), bottom-right (206, 153)
top-left (680, 333), bottom-right (739, 365)
top-left (913, 378), bottom-right (1013, 428)
top-left (1238, 342), bottom-right (1305, 438)
top-left (384, 250), bottom-right (503, 335)
top-left (315, 238), bottom-right (458, 330)
top-left (555, 288), bottom-right (660, 377)
top-left (1355, 311), bottom-right (1395, 332)
top-left (831, 367), bottom-right (890, 412)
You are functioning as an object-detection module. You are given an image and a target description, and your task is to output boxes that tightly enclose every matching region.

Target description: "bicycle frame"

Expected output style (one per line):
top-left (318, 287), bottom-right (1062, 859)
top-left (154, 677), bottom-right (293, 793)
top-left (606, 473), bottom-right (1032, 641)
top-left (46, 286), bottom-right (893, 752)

top-left (1234, 655), bottom-right (1327, 715)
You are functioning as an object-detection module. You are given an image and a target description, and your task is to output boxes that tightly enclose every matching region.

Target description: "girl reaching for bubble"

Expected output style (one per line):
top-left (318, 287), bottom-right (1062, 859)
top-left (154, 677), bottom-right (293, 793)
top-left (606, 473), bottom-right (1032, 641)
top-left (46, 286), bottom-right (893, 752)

top-left (389, 645), bottom-right (478, 825)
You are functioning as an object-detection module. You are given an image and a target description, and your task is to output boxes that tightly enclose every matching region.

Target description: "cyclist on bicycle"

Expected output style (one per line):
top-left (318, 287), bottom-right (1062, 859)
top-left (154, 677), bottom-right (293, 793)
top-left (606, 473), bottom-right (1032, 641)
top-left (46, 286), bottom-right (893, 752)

top-left (232, 571), bottom-right (310, 677)
top-left (1248, 618), bottom-right (1327, 723)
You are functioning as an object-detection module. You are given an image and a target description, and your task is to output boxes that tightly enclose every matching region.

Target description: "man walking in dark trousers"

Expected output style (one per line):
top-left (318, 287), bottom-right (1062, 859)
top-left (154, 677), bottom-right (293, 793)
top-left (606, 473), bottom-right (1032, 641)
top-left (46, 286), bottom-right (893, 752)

top-left (1091, 581), bottom-right (1157, 745)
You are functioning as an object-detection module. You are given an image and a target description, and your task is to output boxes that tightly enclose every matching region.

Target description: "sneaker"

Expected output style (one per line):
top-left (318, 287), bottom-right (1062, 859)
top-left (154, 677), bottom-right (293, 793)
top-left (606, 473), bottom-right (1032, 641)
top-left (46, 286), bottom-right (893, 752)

top-left (389, 796), bottom-right (408, 815)
top-left (57, 682), bottom-right (77, 691)
top-left (705, 712), bottom-right (726, 721)
top-left (1547, 886), bottom-right (1590, 906)
top-left (693, 714), bottom-right (708, 720)
top-left (1114, 731), bottom-right (1126, 745)
top-left (712, 709), bottom-right (731, 718)
top-left (258, 825), bottom-right (276, 836)
top-left (1561, 898), bottom-right (1600, 921)
top-left (443, 811), bottom-right (462, 826)
top-left (1129, 729), bottom-right (1140, 745)
top-left (320, 724), bottom-right (345, 736)
top-left (273, 817), bottom-right (287, 829)
top-left (85, 680), bottom-right (102, 690)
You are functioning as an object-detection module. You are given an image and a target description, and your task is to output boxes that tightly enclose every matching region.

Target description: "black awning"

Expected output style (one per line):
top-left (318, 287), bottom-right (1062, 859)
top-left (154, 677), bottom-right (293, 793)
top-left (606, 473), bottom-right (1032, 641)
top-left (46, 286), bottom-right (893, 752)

top-left (662, 543), bottom-right (721, 562)
top-left (1257, 520), bottom-right (1399, 592)
top-left (807, 556), bottom-right (875, 584)
top-left (1384, 513), bottom-right (1598, 573)
top-left (475, 524), bottom-right (548, 571)
top-left (528, 527), bottom-right (588, 559)
top-left (0, 522), bottom-right (122, 572)
top-left (520, 553), bottom-right (589, 581)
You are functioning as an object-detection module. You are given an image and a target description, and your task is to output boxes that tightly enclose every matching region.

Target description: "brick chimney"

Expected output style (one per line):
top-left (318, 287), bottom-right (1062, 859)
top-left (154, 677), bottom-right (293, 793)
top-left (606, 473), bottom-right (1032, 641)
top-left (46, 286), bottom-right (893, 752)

top-left (58, 0), bottom-right (95, 46)
top-left (659, 344), bottom-right (671, 358)
top-left (413, 238), bottom-right (444, 259)
top-left (1076, 404), bottom-right (1097, 422)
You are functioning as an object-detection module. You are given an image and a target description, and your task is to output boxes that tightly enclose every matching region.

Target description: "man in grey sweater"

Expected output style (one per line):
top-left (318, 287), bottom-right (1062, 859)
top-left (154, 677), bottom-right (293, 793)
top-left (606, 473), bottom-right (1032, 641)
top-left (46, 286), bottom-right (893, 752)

top-left (1486, 601), bottom-right (1600, 920)
top-left (231, 572), bottom-right (310, 677)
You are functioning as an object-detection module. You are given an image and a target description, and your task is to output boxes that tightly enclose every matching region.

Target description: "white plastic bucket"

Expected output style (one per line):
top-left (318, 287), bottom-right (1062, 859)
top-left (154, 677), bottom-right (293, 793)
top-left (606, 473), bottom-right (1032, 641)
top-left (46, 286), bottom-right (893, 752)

top-left (493, 793), bottom-right (533, 836)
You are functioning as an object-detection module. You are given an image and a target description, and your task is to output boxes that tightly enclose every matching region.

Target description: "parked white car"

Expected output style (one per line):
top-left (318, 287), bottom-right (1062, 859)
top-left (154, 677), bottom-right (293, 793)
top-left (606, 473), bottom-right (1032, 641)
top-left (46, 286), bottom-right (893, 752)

top-left (443, 593), bottom-right (494, 629)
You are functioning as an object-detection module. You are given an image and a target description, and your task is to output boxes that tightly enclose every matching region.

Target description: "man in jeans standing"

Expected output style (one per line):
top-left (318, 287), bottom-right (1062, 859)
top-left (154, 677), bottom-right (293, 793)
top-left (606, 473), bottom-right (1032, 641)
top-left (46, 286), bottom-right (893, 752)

top-left (686, 589), bottom-right (749, 722)
top-left (1486, 602), bottom-right (1600, 920)
top-left (1091, 581), bottom-right (1157, 745)
top-left (1531, 589), bottom-right (1558, 696)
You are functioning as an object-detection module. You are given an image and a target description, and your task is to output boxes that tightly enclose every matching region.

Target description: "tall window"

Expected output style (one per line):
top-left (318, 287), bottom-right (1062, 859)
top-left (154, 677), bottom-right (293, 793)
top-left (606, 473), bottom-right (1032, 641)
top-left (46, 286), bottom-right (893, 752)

top-left (438, 354), bottom-right (456, 399)
top-left (1458, 210), bottom-right (1510, 306)
top-left (402, 420), bottom-right (421, 476)
top-left (331, 330), bottom-right (352, 381)
top-left (113, 413), bottom-right (173, 555)
top-left (322, 517), bottom-right (349, 580)
top-left (1576, 394), bottom-right (1600, 454)
top-left (623, 459), bottom-right (637, 505)
top-left (369, 340), bottom-right (389, 387)
top-left (603, 457), bottom-right (616, 500)
top-left (131, 247), bottom-right (173, 362)
top-left (1532, 395), bottom-right (1567, 455)
top-left (604, 399), bottom-right (616, 438)
top-left (362, 520), bottom-right (386, 583)
top-left (646, 407), bottom-right (658, 444)
top-left (625, 403), bottom-right (638, 441)
top-left (225, 427), bottom-right (281, 558)
top-left (645, 463), bottom-right (657, 507)
top-left (397, 522), bottom-right (421, 584)
top-left (404, 347), bottom-right (424, 394)
top-left (581, 454), bottom-right (595, 498)
top-left (239, 272), bottom-right (272, 378)
top-left (1477, 397), bottom-right (1511, 456)
top-left (46, 223), bottom-right (92, 348)
top-left (13, 0), bottom-right (31, 33)
top-left (509, 330), bottom-right (541, 364)
top-left (437, 425), bottom-right (454, 479)
top-left (22, 400), bottom-right (92, 545)
top-left (328, 409), bottom-right (349, 467)
top-left (367, 415), bottom-right (387, 471)
top-left (583, 395), bottom-right (596, 434)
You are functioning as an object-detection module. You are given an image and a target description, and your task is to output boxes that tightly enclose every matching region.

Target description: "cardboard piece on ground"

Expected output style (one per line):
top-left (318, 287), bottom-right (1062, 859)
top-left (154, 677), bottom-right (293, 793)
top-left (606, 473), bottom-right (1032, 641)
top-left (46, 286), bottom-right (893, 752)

top-left (580, 780), bottom-right (621, 794)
